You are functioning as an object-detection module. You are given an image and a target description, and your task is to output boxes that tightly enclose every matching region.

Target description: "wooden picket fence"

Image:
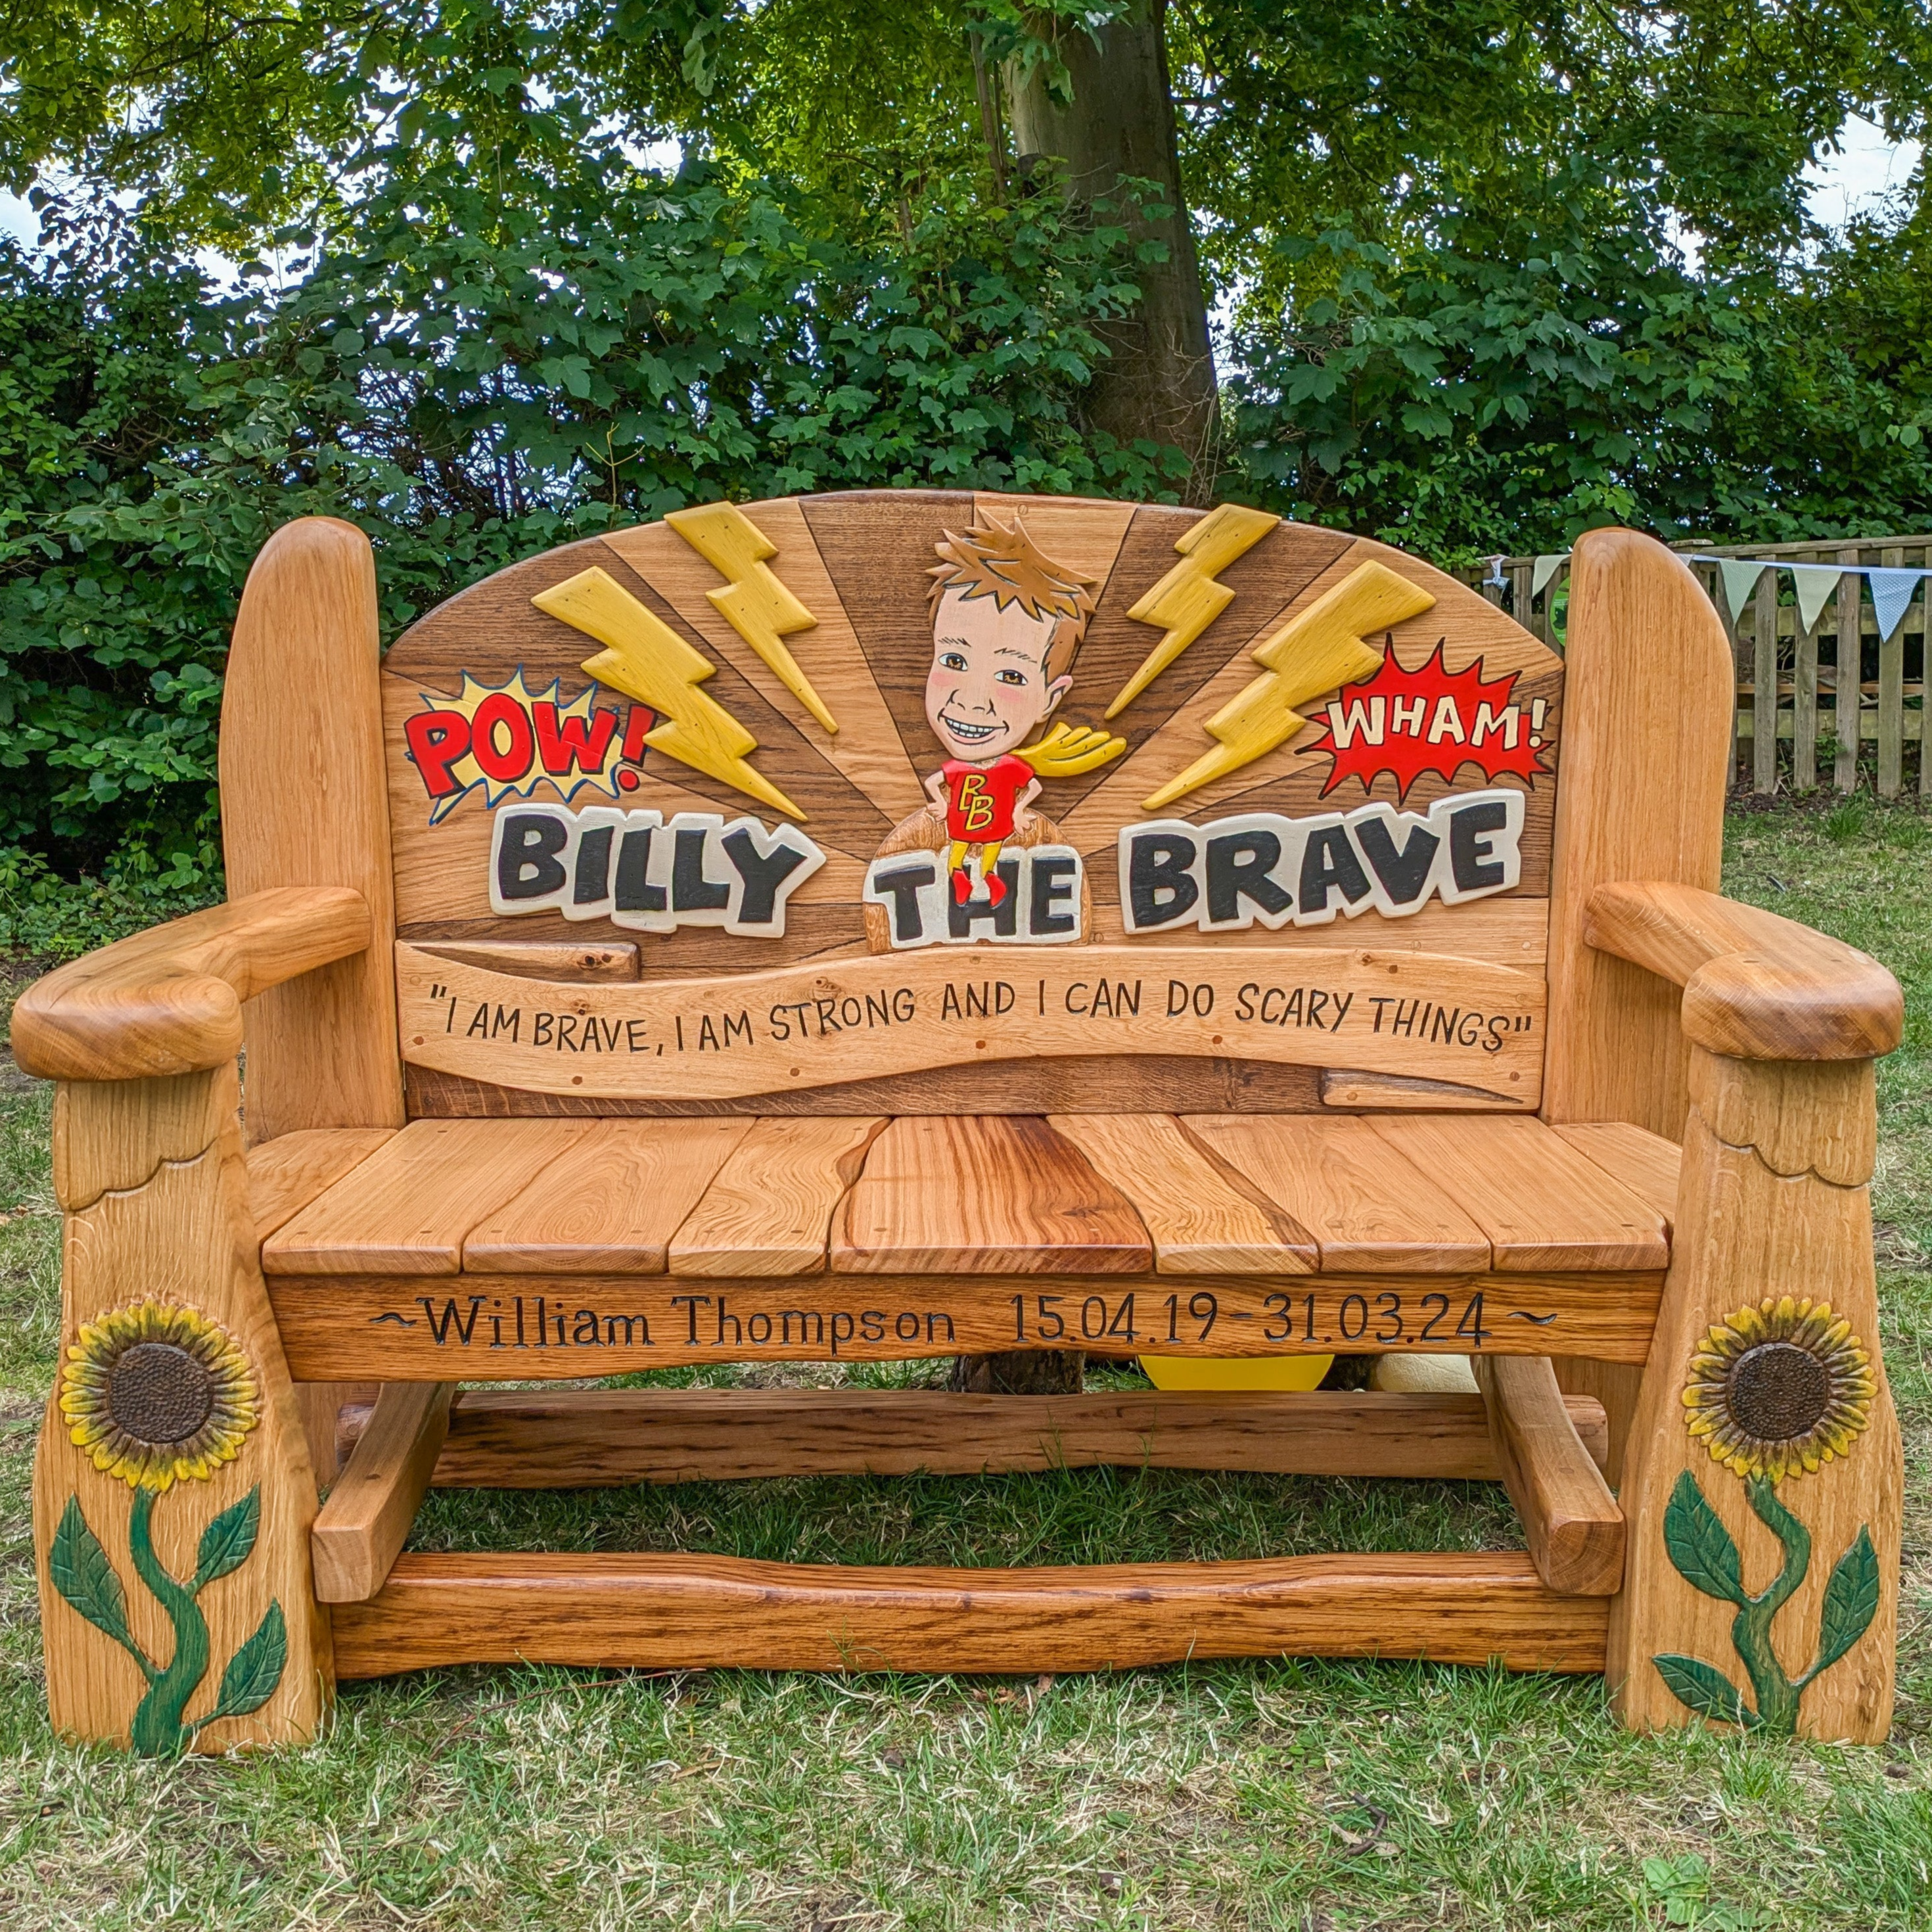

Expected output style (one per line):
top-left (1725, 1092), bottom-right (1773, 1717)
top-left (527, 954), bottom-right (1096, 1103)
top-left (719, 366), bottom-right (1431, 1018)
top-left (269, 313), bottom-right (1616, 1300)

top-left (1455, 536), bottom-right (1931, 797)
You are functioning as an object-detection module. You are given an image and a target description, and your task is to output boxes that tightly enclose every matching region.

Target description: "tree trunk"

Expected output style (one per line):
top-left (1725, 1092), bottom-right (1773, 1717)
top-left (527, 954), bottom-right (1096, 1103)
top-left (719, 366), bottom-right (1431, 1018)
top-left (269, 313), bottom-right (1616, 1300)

top-left (949, 1350), bottom-right (1087, 1395)
top-left (1005, 1), bottom-right (1218, 500)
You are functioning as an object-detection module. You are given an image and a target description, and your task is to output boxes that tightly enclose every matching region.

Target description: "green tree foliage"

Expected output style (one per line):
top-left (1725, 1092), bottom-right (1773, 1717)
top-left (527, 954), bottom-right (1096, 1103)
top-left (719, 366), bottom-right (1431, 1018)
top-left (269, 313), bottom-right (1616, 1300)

top-left (1, 0), bottom-right (1930, 914)
top-left (0, 146), bottom-right (1166, 905)
top-left (1221, 188), bottom-right (1932, 558)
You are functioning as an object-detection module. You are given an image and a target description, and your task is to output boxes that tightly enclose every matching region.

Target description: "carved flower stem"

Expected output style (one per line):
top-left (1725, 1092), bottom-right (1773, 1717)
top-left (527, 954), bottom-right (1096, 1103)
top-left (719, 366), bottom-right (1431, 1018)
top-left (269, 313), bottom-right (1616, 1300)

top-left (1728, 1474), bottom-right (1812, 1736)
top-left (124, 1488), bottom-right (210, 1755)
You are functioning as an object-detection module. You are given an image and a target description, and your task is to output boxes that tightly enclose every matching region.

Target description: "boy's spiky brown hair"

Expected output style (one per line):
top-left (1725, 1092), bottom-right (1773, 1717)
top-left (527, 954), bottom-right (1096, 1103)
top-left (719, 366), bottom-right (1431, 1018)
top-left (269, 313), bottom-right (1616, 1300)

top-left (927, 514), bottom-right (1098, 682)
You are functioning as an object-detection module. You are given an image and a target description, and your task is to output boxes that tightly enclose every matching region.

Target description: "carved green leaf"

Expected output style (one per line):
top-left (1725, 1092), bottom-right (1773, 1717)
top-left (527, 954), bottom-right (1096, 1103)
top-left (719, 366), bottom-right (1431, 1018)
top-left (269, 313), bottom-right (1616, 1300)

top-left (191, 1487), bottom-right (260, 1594)
top-left (1663, 1470), bottom-right (1745, 1605)
top-left (1810, 1527), bottom-right (1880, 1681)
top-left (1653, 1652), bottom-right (1759, 1730)
top-left (49, 1494), bottom-right (137, 1655)
top-left (208, 1600), bottom-right (286, 1723)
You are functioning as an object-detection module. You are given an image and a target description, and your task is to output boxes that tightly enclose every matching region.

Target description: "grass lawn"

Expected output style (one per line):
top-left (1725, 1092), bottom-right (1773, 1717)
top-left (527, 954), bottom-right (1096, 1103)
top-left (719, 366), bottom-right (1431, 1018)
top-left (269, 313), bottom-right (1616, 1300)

top-left (0, 800), bottom-right (1925, 1929)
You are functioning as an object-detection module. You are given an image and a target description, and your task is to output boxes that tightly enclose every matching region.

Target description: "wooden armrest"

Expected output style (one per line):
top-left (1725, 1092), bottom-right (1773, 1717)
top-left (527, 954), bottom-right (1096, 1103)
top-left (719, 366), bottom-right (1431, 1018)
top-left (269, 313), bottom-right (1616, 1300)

top-left (12, 887), bottom-right (372, 1082)
top-left (1583, 881), bottom-right (1900, 1062)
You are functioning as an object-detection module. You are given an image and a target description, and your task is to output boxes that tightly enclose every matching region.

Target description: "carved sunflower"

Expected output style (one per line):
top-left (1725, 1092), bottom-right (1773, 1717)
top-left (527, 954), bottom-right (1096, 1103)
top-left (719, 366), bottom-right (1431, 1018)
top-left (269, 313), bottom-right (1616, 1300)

top-left (59, 1302), bottom-right (259, 1491)
top-left (1682, 1296), bottom-right (1875, 1483)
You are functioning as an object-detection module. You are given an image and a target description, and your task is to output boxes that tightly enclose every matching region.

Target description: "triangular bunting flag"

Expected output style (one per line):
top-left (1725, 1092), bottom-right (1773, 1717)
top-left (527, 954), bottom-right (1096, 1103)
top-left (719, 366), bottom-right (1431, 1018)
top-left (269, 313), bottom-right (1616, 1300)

top-left (1531, 553), bottom-right (1567, 599)
top-left (1866, 567), bottom-right (1921, 644)
top-left (1789, 563), bottom-right (1844, 633)
top-left (1716, 558), bottom-right (1767, 620)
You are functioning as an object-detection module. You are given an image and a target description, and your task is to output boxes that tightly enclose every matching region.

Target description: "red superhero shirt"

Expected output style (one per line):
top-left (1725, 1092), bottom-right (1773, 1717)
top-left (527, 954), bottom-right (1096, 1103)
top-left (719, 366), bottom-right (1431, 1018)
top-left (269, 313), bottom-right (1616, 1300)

top-left (942, 754), bottom-right (1033, 843)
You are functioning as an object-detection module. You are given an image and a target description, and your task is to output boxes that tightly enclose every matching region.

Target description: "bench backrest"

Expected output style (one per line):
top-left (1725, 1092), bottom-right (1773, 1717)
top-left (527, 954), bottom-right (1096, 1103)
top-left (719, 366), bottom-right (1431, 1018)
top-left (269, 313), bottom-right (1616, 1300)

top-left (219, 493), bottom-right (1736, 1137)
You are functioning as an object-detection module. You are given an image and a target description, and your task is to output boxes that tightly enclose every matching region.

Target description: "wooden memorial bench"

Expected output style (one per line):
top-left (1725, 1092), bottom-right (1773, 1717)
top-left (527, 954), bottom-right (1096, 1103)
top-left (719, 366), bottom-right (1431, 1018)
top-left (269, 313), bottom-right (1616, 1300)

top-left (16, 493), bottom-right (1902, 1753)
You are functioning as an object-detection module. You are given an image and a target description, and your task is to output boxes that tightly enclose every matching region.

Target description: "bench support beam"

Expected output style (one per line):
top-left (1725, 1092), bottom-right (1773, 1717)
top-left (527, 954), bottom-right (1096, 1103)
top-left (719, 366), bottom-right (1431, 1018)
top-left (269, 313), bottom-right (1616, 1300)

top-left (333, 1550), bottom-right (1609, 1679)
top-left (338, 1385), bottom-right (1611, 1489)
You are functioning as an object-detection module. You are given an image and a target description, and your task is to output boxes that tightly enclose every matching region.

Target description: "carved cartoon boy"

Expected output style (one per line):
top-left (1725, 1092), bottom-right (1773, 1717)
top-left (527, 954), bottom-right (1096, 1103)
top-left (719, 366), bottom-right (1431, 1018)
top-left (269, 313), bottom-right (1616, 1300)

top-left (923, 515), bottom-right (1099, 907)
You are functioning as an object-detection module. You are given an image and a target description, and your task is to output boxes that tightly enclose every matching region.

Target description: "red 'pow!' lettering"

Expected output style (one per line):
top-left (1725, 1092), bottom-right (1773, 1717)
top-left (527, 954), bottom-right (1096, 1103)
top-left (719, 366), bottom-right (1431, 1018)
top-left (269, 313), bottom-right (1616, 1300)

top-left (1306, 642), bottom-right (1548, 800)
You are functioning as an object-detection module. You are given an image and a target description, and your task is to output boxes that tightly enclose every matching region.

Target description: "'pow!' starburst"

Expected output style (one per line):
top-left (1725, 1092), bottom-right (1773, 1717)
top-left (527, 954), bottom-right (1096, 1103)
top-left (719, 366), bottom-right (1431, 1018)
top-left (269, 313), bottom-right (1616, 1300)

top-left (403, 670), bottom-right (643, 823)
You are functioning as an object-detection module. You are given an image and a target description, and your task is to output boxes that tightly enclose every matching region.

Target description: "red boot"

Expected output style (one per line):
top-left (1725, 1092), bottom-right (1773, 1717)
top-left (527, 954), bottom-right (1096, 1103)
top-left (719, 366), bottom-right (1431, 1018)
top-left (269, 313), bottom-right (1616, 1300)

top-left (952, 866), bottom-right (973, 904)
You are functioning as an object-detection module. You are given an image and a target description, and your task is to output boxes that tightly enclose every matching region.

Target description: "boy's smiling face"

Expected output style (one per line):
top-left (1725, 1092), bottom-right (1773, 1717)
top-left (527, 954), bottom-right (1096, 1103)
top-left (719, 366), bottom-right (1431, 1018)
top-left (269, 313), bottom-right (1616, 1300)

top-left (925, 585), bottom-right (1070, 763)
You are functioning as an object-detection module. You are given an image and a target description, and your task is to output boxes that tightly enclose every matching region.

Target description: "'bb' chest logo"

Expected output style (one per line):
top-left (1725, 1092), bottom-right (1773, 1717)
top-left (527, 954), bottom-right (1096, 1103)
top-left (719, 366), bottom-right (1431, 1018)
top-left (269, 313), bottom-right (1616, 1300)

top-left (957, 773), bottom-right (997, 835)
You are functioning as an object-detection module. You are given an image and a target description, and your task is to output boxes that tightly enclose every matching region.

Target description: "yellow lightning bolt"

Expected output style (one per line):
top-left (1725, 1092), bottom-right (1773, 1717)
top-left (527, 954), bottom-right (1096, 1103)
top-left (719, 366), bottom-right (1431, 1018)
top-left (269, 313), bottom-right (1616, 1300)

top-left (665, 501), bottom-right (837, 734)
top-left (532, 566), bottom-right (806, 821)
top-left (1104, 503), bottom-right (1281, 720)
top-left (1141, 561), bottom-right (1436, 810)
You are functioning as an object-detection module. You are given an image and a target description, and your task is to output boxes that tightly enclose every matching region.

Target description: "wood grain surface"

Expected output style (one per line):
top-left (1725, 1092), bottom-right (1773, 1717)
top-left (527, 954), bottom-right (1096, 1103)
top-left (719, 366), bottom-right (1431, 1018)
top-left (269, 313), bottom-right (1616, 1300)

top-left (221, 517), bottom-right (404, 1141)
top-left (1364, 1115), bottom-right (1669, 1272)
top-left (417, 940), bottom-right (641, 982)
top-left (1544, 1120), bottom-right (1684, 1492)
top-left (341, 1385), bottom-right (1609, 1486)
top-left (35, 1061), bottom-right (330, 1751)
top-left (251, 1111), bottom-right (1676, 1299)
top-left (264, 1119), bottom-right (588, 1276)
top-left (1320, 1068), bottom-right (1525, 1111)
top-left (1608, 1052), bottom-right (1902, 1741)
top-left (666, 1116), bottom-right (886, 1276)
top-left (265, 1267), bottom-right (1665, 1378)
top-left (403, 1051), bottom-right (1331, 1119)
top-left (605, 502), bottom-right (930, 820)
top-left (331, 1550), bottom-right (1610, 1677)
top-left (1688, 1050), bottom-right (1875, 1187)
top-left (52, 1070), bottom-right (233, 1212)
top-left (1540, 529), bottom-right (1732, 1139)
top-left (463, 1117), bottom-right (752, 1272)
top-left (242, 1126), bottom-right (400, 1491)
top-left (1045, 1112), bottom-right (1318, 1274)
top-left (379, 494), bottom-right (1557, 982)
top-left (1550, 1122), bottom-right (1682, 1233)
top-left (1475, 1354), bottom-right (1624, 1596)
top-left (245, 1128), bottom-right (398, 1243)
top-left (395, 940), bottom-right (1546, 1105)
top-left (832, 1115), bottom-right (1152, 1274)
top-left (13, 888), bottom-right (371, 1085)
top-left (1584, 880), bottom-right (1901, 1062)
top-left (1180, 1115), bottom-right (1491, 1272)
top-left (310, 1382), bottom-right (453, 1603)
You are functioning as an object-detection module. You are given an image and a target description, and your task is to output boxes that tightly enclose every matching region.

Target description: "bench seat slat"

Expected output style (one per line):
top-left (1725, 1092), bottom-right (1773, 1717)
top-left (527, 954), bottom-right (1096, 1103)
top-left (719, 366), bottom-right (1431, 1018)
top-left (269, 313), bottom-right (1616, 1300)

top-left (264, 1119), bottom-right (590, 1276)
top-left (246, 1127), bottom-right (397, 1244)
top-left (1180, 1115), bottom-right (1492, 1272)
top-left (1364, 1116), bottom-right (1670, 1272)
top-left (250, 1115), bottom-right (1679, 1287)
top-left (1046, 1113), bottom-right (1317, 1275)
top-left (668, 1116), bottom-right (887, 1277)
top-left (833, 1115), bottom-right (1152, 1274)
top-left (463, 1118), bottom-right (752, 1274)
top-left (1551, 1122), bottom-right (1682, 1234)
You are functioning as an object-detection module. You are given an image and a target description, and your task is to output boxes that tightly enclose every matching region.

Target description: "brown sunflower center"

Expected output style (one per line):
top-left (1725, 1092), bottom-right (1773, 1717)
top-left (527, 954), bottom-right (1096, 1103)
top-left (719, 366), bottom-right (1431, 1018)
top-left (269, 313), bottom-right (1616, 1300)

top-left (1726, 1340), bottom-right (1830, 1442)
top-left (106, 1342), bottom-right (215, 1446)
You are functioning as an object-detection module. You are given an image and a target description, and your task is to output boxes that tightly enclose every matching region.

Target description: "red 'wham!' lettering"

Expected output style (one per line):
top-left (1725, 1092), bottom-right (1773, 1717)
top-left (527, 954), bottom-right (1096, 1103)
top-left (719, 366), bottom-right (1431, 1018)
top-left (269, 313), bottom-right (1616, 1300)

top-left (1306, 642), bottom-right (1548, 800)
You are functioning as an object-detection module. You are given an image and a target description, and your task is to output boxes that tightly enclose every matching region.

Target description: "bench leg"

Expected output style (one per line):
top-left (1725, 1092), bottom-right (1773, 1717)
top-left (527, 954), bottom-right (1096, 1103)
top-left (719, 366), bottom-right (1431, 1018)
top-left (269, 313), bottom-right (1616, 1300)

top-left (35, 1068), bottom-right (332, 1752)
top-left (296, 1381), bottom-right (380, 1486)
top-left (1608, 1053), bottom-right (1900, 1739)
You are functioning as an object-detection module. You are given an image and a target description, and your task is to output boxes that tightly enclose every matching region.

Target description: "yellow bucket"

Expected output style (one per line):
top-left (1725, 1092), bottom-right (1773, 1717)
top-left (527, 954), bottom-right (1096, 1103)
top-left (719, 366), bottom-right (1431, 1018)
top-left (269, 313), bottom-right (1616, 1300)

top-left (1138, 1353), bottom-right (1333, 1392)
